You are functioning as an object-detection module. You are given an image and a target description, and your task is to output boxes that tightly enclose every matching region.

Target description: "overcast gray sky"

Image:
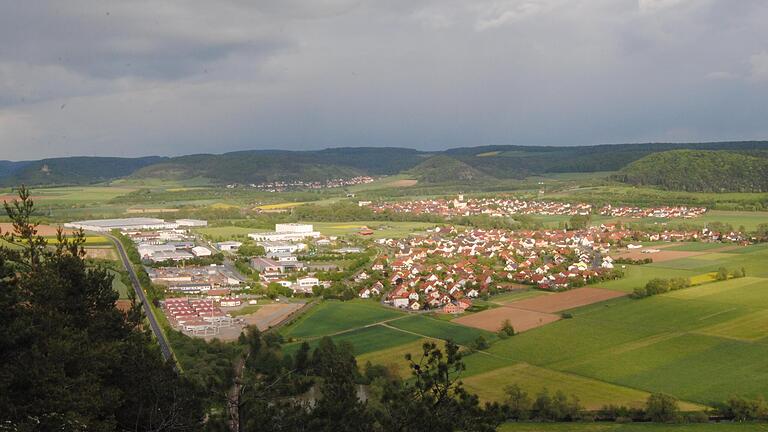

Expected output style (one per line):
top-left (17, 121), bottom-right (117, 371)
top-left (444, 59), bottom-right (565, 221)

top-left (1, 0), bottom-right (767, 159)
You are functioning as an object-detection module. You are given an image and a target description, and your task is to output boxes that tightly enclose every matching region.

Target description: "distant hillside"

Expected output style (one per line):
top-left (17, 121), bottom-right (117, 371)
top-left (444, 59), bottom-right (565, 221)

top-left (2, 141), bottom-right (768, 186)
top-left (445, 141), bottom-right (768, 179)
top-left (614, 150), bottom-right (768, 192)
top-left (0, 156), bottom-right (165, 186)
top-left (406, 155), bottom-right (491, 184)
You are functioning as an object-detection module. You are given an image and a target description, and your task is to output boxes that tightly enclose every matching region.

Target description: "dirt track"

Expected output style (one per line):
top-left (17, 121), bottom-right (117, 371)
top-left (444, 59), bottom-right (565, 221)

top-left (243, 303), bottom-right (304, 331)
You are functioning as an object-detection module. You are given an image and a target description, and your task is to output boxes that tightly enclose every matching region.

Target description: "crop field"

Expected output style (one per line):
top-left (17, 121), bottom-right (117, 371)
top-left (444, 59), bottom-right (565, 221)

top-left (386, 314), bottom-right (498, 346)
top-left (489, 289), bottom-right (551, 304)
top-left (598, 265), bottom-right (701, 293)
top-left (24, 186), bottom-right (138, 203)
top-left (356, 338), bottom-right (435, 376)
top-left (308, 221), bottom-right (438, 239)
top-left (284, 324), bottom-right (421, 358)
top-left (664, 242), bottom-right (734, 252)
top-left (480, 276), bottom-right (768, 405)
top-left (461, 363), bottom-right (690, 410)
top-left (281, 300), bottom-right (406, 339)
top-left (195, 226), bottom-right (256, 239)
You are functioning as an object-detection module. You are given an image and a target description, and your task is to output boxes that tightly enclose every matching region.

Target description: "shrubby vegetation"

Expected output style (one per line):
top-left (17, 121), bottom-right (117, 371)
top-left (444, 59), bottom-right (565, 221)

top-left (632, 277), bottom-right (692, 298)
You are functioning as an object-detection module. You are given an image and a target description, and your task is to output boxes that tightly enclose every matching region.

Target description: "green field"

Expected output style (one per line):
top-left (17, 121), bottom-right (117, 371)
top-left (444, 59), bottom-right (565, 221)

top-left (281, 299), bottom-right (406, 339)
top-left (109, 270), bottom-right (130, 298)
top-left (664, 243), bottom-right (732, 252)
top-left (196, 220), bottom-right (438, 240)
top-left (598, 265), bottom-right (700, 293)
top-left (489, 289), bottom-right (551, 304)
top-left (387, 314), bottom-right (498, 346)
top-left (461, 363), bottom-right (701, 411)
top-left (308, 221), bottom-right (438, 239)
top-left (497, 423), bottom-right (768, 432)
top-left (483, 277), bottom-right (768, 405)
top-left (284, 324), bottom-right (421, 357)
top-left (29, 186), bottom-right (138, 203)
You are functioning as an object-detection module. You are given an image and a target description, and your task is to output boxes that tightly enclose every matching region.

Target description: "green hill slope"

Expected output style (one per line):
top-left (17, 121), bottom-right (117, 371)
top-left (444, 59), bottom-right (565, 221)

top-left (613, 150), bottom-right (768, 192)
top-left (0, 156), bottom-right (165, 186)
top-left (406, 155), bottom-right (492, 184)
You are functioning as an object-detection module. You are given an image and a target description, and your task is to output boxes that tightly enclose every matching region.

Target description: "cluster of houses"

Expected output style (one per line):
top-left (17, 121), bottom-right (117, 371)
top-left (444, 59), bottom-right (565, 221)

top-left (367, 197), bottom-right (708, 220)
top-left (369, 197), bottom-right (593, 218)
top-left (598, 205), bottom-right (707, 219)
top-left (162, 297), bottom-right (238, 336)
top-left (364, 222), bottom-right (751, 312)
top-left (147, 265), bottom-right (245, 294)
top-left (372, 225), bottom-right (620, 312)
top-left (239, 176), bottom-right (375, 192)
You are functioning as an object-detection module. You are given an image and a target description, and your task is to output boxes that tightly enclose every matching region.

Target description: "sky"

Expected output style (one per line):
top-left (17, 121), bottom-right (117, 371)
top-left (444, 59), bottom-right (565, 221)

top-left (1, 0), bottom-right (768, 160)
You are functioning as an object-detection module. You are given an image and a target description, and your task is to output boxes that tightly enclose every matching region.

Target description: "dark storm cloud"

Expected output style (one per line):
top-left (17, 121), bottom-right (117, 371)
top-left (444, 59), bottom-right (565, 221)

top-left (1, 0), bottom-right (767, 159)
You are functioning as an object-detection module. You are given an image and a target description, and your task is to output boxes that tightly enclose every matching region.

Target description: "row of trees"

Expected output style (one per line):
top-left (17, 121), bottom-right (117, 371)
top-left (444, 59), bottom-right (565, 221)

top-left (633, 277), bottom-right (692, 298)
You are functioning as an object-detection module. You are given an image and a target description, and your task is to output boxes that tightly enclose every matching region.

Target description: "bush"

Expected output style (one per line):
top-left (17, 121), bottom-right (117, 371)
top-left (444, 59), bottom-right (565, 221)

top-left (646, 393), bottom-right (679, 423)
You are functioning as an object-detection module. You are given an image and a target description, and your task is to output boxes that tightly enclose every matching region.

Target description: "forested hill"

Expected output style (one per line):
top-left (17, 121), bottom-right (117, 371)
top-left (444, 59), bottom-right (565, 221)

top-left (0, 156), bottom-right (165, 186)
top-left (614, 150), bottom-right (768, 192)
top-left (406, 155), bottom-right (490, 184)
top-left (2, 141), bottom-right (768, 186)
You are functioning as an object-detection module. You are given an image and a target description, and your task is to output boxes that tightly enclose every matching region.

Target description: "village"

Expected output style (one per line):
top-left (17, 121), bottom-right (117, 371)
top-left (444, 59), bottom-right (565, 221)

top-left (366, 196), bottom-right (707, 219)
top-left (228, 175), bottom-right (375, 192)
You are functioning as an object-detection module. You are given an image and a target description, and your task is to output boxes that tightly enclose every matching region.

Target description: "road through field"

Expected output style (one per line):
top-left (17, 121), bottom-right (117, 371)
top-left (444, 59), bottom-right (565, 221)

top-left (102, 232), bottom-right (174, 363)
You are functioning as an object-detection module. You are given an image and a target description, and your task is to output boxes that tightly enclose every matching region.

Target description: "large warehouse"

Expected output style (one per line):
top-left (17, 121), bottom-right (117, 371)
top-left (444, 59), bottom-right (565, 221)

top-left (65, 218), bottom-right (179, 232)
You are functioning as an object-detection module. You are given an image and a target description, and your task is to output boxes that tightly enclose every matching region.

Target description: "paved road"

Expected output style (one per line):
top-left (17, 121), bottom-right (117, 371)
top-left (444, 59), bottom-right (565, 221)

top-left (102, 232), bottom-right (174, 363)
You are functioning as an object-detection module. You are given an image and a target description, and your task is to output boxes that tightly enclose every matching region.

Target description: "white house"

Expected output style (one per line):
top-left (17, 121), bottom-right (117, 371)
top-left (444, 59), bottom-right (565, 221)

top-left (217, 241), bottom-right (243, 252)
top-left (297, 277), bottom-right (319, 289)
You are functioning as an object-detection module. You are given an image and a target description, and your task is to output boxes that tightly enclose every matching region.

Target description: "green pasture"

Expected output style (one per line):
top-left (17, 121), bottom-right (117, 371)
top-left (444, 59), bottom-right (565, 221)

top-left (497, 423), bottom-right (768, 432)
top-left (489, 289), bottom-right (551, 304)
top-left (307, 221), bottom-right (438, 239)
top-left (387, 314), bottom-right (498, 346)
top-left (30, 186), bottom-right (138, 203)
top-left (647, 246), bottom-right (768, 278)
top-left (109, 270), bottom-right (130, 299)
top-left (461, 363), bottom-right (699, 411)
top-left (281, 299), bottom-right (406, 339)
top-left (284, 324), bottom-right (420, 358)
top-left (356, 338), bottom-right (435, 376)
top-left (598, 265), bottom-right (699, 293)
top-left (479, 277), bottom-right (768, 405)
top-left (664, 243), bottom-right (731, 252)
top-left (195, 226), bottom-right (256, 239)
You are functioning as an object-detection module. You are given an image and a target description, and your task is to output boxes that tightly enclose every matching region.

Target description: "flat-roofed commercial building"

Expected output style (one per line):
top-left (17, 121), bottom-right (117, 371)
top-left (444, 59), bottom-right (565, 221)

top-left (65, 217), bottom-right (180, 232)
top-left (176, 219), bottom-right (208, 227)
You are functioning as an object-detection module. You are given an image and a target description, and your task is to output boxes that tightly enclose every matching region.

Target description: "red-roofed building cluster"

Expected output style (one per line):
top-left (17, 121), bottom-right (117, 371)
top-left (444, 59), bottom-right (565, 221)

top-left (163, 298), bottom-right (236, 335)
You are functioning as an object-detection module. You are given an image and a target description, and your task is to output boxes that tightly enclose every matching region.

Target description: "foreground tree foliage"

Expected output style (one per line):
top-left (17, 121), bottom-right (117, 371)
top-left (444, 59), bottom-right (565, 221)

top-left (0, 187), bottom-right (204, 431)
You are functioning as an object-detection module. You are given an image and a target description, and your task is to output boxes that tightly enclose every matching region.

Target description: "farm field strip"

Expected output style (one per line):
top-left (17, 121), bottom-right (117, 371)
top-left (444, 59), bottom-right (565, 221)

top-left (460, 363), bottom-right (704, 411)
top-left (479, 277), bottom-right (768, 405)
top-left (281, 300), bottom-right (406, 339)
